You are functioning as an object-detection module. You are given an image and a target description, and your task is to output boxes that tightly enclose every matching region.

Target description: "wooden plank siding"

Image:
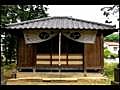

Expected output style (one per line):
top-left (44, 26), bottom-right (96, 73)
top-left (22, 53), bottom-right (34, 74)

top-left (17, 35), bottom-right (36, 68)
top-left (84, 33), bottom-right (103, 70)
top-left (17, 31), bottom-right (103, 70)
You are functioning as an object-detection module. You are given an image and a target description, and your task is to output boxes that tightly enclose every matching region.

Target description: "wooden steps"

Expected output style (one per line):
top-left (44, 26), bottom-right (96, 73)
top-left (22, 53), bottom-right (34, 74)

top-left (7, 77), bottom-right (78, 82)
top-left (7, 77), bottom-right (108, 85)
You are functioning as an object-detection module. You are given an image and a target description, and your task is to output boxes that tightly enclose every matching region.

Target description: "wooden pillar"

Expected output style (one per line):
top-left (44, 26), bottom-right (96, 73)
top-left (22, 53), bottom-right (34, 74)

top-left (32, 45), bottom-right (36, 73)
top-left (50, 39), bottom-right (53, 72)
top-left (16, 35), bottom-right (19, 69)
top-left (100, 33), bottom-right (104, 73)
top-left (59, 32), bottom-right (61, 72)
top-left (66, 38), bottom-right (68, 65)
top-left (50, 39), bottom-right (52, 67)
top-left (33, 67), bottom-right (36, 73)
top-left (84, 44), bottom-right (87, 77)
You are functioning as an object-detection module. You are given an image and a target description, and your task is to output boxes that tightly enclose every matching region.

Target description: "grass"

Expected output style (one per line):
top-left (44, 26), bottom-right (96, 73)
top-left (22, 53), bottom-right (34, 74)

top-left (2, 63), bottom-right (17, 79)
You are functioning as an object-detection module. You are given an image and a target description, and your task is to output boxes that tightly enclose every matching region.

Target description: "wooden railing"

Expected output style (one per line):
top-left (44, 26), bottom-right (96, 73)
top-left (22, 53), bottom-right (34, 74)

top-left (36, 54), bottom-right (83, 67)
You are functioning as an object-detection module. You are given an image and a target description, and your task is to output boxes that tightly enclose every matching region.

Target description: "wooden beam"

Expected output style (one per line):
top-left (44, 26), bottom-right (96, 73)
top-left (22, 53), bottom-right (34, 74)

top-left (33, 45), bottom-right (37, 71)
top-left (66, 37), bottom-right (68, 65)
top-left (84, 44), bottom-right (87, 77)
top-left (50, 39), bottom-right (52, 66)
top-left (100, 33), bottom-right (104, 73)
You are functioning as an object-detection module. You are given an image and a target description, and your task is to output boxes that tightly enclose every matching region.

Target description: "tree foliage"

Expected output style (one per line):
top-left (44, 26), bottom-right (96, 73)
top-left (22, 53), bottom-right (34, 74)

top-left (104, 48), bottom-right (118, 59)
top-left (1, 5), bottom-right (48, 65)
top-left (104, 33), bottom-right (119, 42)
top-left (101, 5), bottom-right (119, 24)
top-left (2, 32), bottom-right (17, 64)
top-left (1, 5), bottom-right (48, 26)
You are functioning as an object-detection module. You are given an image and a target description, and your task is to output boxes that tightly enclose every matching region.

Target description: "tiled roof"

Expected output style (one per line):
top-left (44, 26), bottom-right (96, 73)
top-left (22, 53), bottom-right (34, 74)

top-left (104, 42), bottom-right (119, 46)
top-left (5, 16), bottom-right (116, 30)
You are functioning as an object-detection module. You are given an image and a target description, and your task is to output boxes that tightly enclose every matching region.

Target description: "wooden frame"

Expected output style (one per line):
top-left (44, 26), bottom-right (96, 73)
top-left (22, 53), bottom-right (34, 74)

top-left (16, 31), bottom-right (104, 72)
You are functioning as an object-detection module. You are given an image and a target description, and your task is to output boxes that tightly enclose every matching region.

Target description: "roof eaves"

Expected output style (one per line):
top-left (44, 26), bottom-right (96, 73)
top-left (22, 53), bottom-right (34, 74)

top-left (6, 16), bottom-right (52, 27)
top-left (5, 16), bottom-right (116, 29)
top-left (66, 17), bottom-right (116, 29)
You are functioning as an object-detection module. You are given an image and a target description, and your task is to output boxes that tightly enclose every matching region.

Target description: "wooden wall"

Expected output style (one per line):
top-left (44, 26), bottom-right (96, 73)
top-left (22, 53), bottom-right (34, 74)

top-left (84, 32), bottom-right (104, 70)
top-left (17, 31), bottom-right (104, 70)
top-left (17, 35), bottom-right (36, 68)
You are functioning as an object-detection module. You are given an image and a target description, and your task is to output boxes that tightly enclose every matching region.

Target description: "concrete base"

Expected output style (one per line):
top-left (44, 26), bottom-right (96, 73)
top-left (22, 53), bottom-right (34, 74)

top-left (6, 72), bottom-right (109, 85)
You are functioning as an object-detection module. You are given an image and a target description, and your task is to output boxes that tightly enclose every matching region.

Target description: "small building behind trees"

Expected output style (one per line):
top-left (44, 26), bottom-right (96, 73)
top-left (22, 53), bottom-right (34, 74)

top-left (104, 41), bottom-right (119, 55)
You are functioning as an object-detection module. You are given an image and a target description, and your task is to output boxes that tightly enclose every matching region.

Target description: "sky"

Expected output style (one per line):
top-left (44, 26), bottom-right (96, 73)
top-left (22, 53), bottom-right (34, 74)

top-left (47, 5), bottom-right (119, 28)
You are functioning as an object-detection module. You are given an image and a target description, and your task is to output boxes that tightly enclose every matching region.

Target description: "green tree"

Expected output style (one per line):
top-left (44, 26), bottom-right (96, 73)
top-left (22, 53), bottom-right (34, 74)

top-left (1, 5), bottom-right (48, 65)
top-left (101, 5), bottom-right (119, 24)
top-left (104, 33), bottom-right (119, 42)
top-left (1, 5), bottom-right (48, 25)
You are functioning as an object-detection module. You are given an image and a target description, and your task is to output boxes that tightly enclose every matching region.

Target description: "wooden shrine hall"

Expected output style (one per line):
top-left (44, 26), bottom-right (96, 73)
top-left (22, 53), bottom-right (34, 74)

top-left (4, 16), bottom-right (117, 73)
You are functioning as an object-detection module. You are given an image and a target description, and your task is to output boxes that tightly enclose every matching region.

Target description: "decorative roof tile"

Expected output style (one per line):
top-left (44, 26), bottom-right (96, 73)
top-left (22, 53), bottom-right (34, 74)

top-left (5, 16), bottom-right (116, 30)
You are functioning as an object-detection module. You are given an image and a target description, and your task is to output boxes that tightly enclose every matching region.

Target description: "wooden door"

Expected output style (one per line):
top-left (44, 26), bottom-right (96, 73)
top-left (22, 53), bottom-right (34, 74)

top-left (36, 34), bottom-right (84, 70)
top-left (65, 35), bottom-right (84, 69)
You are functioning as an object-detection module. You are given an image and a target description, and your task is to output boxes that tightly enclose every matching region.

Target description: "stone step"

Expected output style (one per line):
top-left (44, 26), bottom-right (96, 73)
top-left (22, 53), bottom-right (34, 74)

top-left (16, 72), bottom-right (104, 78)
top-left (7, 76), bottom-right (108, 83)
top-left (42, 78), bottom-right (78, 82)
top-left (7, 72), bottom-right (108, 85)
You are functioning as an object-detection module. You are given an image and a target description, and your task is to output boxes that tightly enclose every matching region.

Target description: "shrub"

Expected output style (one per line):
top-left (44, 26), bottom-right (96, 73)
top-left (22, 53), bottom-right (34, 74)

top-left (110, 53), bottom-right (118, 59)
top-left (3, 63), bottom-right (17, 79)
top-left (104, 48), bottom-right (118, 59)
top-left (104, 62), bottom-right (118, 80)
top-left (104, 48), bottom-right (111, 59)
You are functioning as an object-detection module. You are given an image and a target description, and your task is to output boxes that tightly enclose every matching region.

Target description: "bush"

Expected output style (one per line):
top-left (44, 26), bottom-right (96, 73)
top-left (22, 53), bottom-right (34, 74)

top-left (104, 62), bottom-right (118, 80)
top-left (3, 63), bottom-right (16, 70)
top-left (2, 63), bottom-right (17, 79)
top-left (104, 48), bottom-right (111, 59)
top-left (110, 53), bottom-right (118, 59)
top-left (104, 48), bottom-right (118, 59)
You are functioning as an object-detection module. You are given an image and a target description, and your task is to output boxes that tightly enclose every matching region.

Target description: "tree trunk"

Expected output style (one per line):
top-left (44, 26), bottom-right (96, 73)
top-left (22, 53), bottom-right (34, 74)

top-left (5, 32), bottom-right (8, 65)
